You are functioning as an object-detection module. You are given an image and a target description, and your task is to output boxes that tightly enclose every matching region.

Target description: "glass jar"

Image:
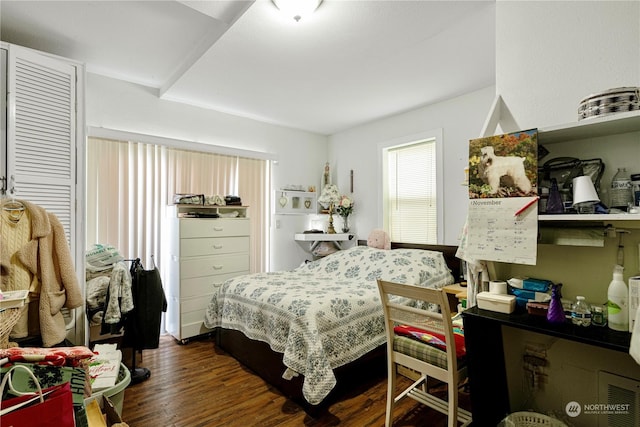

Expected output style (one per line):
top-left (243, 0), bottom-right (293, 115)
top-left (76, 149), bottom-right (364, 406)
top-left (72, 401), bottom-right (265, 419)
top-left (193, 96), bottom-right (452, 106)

top-left (341, 215), bottom-right (350, 233)
top-left (591, 303), bottom-right (607, 327)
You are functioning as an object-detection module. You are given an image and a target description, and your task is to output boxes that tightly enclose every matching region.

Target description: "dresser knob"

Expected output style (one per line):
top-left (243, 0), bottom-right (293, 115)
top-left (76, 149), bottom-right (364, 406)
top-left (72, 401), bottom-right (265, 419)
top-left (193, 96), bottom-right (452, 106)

top-left (213, 244), bottom-right (223, 249)
top-left (213, 226), bottom-right (224, 231)
top-left (213, 265), bottom-right (223, 270)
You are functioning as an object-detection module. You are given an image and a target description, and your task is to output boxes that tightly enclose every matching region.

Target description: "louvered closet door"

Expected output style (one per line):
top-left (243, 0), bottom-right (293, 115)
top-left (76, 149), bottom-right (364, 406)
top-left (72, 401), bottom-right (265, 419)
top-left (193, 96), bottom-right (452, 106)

top-left (6, 46), bottom-right (76, 252)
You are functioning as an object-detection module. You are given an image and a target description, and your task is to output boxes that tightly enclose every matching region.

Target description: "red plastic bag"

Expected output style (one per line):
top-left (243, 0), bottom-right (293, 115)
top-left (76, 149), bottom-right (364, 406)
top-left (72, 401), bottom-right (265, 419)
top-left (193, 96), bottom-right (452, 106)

top-left (0, 365), bottom-right (75, 427)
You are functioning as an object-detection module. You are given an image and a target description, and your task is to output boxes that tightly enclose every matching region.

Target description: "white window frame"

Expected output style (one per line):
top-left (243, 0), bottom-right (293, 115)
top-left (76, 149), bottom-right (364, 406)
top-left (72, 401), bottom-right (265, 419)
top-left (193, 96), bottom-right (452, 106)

top-left (378, 129), bottom-right (444, 244)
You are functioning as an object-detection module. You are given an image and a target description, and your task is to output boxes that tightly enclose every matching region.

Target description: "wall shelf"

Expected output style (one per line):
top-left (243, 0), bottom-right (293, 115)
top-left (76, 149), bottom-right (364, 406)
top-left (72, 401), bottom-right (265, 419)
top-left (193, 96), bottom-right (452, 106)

top-left (294, 233), bottom-right (355, 254)
top-left (538, 110), bottom-right (640, 145)
top-left (294, 233), bottom-right (354, 242)
top-left (539, 213), bottom-right (640, 221)
top-left (536, 112), bottom-right (640, 229)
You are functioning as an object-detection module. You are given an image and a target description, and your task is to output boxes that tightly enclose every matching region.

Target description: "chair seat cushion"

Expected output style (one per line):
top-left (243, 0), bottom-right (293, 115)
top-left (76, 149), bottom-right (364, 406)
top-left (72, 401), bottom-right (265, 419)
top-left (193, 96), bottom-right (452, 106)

top-left (393, 324), bottom-right (466, 358)
top-left (393, 336), bottom-right (465, 370)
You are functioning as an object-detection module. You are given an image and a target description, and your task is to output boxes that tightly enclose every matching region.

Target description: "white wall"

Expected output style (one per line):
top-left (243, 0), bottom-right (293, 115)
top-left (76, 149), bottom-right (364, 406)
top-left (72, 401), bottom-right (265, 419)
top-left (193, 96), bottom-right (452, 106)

top-left (497, 0), bottom-right (640, 131)
top-left (495, 1), bottom-right (640, 424)
top-left (85, 74), bottom-right (498, 269)
top-left (328, 85), bottom-right (496, 245)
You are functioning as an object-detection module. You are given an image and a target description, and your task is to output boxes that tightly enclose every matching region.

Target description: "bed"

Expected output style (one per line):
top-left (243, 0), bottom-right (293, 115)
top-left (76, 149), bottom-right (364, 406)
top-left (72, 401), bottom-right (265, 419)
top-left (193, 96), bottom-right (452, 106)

top-left (203, 241), bottom-right (460, 415)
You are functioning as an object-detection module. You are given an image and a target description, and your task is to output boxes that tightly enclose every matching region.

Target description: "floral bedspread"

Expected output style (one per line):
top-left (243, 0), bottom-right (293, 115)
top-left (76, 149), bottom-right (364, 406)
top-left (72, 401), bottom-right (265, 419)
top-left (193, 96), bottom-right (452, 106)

top-left (203, 245), bottom-right (454, 405)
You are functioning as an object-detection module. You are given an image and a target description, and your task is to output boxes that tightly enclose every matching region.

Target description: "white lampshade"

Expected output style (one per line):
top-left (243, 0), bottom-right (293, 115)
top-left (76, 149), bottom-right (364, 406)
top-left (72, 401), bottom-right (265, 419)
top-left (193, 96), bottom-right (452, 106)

top-left (317, 184), bottom-right (340, 209)
top-left (572, 176), bottom-right (600, 207)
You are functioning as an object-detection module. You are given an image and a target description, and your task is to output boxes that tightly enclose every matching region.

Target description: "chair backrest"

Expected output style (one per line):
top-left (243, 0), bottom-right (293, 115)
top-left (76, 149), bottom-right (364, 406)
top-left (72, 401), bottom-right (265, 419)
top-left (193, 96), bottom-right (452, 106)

top-left (377, 279), bottom-right (460, 379)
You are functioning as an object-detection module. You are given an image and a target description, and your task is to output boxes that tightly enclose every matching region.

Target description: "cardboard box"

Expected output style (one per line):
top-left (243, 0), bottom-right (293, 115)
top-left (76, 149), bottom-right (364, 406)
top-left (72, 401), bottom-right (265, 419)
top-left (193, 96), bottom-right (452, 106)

top-left (84, 395), bottom-right (123, 427)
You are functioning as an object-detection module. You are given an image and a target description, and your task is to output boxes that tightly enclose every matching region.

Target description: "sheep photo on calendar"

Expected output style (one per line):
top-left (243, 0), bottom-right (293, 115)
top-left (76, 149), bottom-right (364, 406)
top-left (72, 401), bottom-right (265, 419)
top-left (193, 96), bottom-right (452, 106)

top-left (468, 129), bottom-right (538, 199)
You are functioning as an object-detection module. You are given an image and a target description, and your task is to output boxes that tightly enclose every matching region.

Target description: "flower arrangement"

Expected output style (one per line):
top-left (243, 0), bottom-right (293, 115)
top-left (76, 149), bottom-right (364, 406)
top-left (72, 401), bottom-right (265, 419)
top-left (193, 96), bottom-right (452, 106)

top-left (335, 195), bottom-right (353, 233)
top-left (335, 195), bottom-right (353, 217)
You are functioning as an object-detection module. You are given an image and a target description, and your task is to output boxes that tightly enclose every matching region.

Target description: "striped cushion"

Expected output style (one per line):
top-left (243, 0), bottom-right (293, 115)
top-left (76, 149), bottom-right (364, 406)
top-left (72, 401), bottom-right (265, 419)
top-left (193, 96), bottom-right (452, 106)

top-left (393, 336), bottom-right (465, 370)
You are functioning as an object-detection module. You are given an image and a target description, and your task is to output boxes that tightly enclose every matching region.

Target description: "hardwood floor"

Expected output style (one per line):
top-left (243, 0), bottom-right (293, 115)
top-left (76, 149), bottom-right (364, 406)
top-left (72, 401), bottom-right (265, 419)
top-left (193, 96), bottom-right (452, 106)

top-left (121, 334), bottom-right (470, 426)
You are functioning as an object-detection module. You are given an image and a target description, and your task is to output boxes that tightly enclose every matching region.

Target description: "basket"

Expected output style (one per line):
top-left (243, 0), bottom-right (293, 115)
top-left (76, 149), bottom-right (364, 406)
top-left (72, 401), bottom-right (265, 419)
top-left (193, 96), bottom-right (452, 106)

top-left (578, 86), bottom-right (640, 121)
top-left (0, 307), bottom-right (25, 348)
top-left (503, 411), bottom-right (569, 427)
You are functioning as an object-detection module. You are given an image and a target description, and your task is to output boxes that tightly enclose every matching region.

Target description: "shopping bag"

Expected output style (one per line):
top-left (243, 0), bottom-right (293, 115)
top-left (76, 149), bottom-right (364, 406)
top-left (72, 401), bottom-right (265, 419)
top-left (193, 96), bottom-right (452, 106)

top-left (0, 365), bottom-right (75, 427)
top-left (1, 362), bottom-right (88, 427)
top-left (538, 156), bottom-right (605, 194)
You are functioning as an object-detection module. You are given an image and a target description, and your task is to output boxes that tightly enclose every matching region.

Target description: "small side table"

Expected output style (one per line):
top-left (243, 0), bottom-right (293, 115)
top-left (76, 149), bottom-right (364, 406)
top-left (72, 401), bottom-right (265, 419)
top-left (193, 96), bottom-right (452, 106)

top-left (442, 283), bottom-right (467, 313)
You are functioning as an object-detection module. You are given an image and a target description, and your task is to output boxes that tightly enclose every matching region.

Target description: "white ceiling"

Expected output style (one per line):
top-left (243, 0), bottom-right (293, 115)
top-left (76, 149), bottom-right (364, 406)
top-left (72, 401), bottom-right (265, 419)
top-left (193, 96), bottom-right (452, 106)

top-left (0, 0), bottom-right (496, 135)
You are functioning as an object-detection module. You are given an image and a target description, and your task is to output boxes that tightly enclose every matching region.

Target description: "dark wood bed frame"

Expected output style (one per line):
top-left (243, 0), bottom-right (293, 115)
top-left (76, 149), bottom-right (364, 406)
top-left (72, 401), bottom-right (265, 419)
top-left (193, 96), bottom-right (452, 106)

top-left (215, 242), bottom-right (461, 416)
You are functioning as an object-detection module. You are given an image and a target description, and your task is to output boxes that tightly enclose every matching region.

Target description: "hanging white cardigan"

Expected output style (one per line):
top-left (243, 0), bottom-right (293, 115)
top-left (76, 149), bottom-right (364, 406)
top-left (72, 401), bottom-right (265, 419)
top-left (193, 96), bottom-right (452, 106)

top-left (0, 200), bottom-right (83, 347)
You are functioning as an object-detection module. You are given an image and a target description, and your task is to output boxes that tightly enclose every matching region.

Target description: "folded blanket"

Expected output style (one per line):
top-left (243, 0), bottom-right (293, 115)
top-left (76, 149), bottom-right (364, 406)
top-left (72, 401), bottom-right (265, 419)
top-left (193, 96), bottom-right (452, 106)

top-left (393, 324), bottom-right (466, 358)
top-left (0, 346), bottom-right (95, 367)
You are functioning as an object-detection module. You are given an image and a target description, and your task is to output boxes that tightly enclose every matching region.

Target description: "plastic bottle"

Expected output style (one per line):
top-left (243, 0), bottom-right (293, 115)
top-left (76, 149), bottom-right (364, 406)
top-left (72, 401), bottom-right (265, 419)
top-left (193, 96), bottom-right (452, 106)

top-left (610, 167), bottom-right (633, 210)
top-left (547, 283), bottom-right (566, 324)
top-left (607, 264), bottom-right (629, 331)
top-left (571, 296), bottom-right (592, 327)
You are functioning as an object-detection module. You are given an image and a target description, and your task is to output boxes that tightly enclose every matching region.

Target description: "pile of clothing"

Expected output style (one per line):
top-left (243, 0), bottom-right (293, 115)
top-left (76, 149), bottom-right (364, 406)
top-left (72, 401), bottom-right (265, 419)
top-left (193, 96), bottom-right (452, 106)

top-left (85, 245), bottom-right (133, 334)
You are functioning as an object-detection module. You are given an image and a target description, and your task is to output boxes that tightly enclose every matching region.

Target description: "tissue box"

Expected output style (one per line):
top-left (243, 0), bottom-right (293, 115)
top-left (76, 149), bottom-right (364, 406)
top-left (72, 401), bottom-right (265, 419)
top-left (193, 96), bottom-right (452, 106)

top-left (477, 292), bottom-right (516, 314)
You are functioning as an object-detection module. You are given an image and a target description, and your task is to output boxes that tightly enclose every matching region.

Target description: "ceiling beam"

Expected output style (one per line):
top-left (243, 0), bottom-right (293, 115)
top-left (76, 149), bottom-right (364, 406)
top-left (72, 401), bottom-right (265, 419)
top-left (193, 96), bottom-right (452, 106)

top-left (159, 0), bottom-right (255, 98)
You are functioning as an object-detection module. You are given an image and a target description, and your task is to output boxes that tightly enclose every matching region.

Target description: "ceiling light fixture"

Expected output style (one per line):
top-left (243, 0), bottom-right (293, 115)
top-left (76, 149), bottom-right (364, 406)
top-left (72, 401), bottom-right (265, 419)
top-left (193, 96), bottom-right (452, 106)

top-left (272, 0), bottom-right (322, 22)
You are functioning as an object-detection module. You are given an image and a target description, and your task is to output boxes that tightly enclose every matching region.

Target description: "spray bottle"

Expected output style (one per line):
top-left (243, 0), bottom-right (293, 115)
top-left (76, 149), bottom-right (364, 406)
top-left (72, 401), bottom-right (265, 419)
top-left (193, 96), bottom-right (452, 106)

top-left (608, 264), bottom-right (629, 331)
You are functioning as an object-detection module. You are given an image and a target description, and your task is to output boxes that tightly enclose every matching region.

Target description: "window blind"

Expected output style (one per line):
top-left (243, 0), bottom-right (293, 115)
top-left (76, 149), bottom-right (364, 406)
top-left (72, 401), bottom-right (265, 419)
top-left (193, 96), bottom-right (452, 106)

top-left (387, 139), bottom-right (437, 244)
top-left (86, 137), bottom-right (269, 273)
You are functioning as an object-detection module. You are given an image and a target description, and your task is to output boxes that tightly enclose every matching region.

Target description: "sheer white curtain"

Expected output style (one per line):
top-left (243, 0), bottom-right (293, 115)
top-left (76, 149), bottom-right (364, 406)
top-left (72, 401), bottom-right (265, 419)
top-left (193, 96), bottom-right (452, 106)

top-left (86, 137), bottom-right (268, 273)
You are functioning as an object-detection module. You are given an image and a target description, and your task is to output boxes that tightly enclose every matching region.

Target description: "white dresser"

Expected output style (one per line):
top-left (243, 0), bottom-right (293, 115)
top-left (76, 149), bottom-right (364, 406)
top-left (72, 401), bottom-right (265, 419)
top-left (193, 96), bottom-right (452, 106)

top-left (165, 204), bottom-right (250, 343)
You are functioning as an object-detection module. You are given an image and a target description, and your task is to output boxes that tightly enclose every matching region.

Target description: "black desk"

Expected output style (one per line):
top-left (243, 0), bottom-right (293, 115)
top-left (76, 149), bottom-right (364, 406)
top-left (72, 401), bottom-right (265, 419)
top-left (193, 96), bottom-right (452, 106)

top-left (461, 306), bottom-right (631, 426)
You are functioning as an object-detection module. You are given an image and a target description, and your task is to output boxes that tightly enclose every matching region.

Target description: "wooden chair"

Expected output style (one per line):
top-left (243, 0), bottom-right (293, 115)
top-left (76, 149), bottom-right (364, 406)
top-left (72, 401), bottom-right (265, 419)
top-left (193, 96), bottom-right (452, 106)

top-left (377, 279), bottom-right (472, 427)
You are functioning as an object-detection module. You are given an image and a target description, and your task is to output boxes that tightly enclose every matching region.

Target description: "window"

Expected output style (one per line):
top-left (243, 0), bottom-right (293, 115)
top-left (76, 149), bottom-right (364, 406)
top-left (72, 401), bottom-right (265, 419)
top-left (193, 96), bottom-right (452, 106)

top-left (86, 135), bottom-right (270, 273)
top-left (382, 130), bottom-right (443, 244)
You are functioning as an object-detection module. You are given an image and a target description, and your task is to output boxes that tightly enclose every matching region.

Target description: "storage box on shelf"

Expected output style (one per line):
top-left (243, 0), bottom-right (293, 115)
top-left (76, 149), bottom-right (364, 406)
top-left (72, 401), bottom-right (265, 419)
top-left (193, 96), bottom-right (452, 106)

top-left (164, 204), bottom-right (250, 343)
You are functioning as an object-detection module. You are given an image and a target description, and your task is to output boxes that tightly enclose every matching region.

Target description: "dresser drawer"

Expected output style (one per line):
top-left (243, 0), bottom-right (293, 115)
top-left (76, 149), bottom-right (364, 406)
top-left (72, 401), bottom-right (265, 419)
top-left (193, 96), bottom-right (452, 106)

top-left (180, 254), bottom-right (250, 279)
top-left (180, 218), bottom-right (249, 238)
top-left (181, 271), bottom-right (248, 298)
top-left (181, 294), bottom-right (212, 316)
top-left (181, 322), bottom-right (212, 340)
top-left (180, 236), bottom-right (249, 257)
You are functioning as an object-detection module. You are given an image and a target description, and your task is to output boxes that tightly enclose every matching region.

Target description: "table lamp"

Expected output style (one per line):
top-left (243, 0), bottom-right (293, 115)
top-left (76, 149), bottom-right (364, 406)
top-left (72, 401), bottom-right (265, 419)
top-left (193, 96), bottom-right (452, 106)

top-left (572, 175), bottom-right (600, 214)
top-left (317, 184), bottom-right (340, 233)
